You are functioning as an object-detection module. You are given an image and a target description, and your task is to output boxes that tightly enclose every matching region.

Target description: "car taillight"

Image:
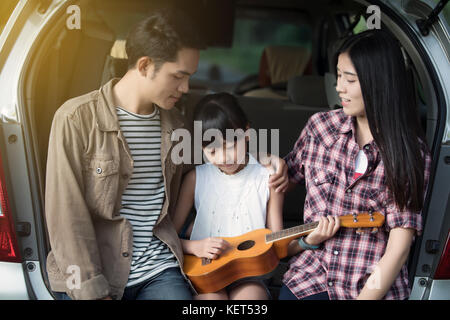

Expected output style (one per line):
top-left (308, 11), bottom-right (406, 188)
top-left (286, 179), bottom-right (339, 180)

top-left (434, 231), bottom-right (450, 279)
top-left (0, 151), bottom-right (21, 263)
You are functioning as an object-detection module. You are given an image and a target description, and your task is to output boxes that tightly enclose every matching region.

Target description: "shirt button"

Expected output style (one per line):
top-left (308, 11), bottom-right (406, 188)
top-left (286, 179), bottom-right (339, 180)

top-left (314, 178), bottom-right (319, 184)
top-left (328, 281), bottom-right (334, 287)
top-left (364, 145), bottom-right (370, 150)
top-left (346, 189), bottom-right (352, 193)
top-left (96, 167), bottom-right (102, 174)
top-left (122, 252), bottom-right (129, 258)
top-left (333, 250), bottom-right (339, 255)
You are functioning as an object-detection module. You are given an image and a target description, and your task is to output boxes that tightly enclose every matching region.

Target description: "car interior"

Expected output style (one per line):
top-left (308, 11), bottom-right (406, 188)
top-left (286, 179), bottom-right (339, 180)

top-left (21, 0), bottom-right (439, 298)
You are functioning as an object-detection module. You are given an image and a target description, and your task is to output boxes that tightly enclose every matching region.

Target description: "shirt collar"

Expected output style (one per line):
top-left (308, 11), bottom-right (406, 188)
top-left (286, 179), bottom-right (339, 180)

top-left (96, 78), bottom-right (121, 132)
top-left (319, 109), bottom-right (378, 155)
top-left (338, 112), bottom-right (353, 134)
top-left (95, 78), bottom-right (184, 132)
top-left (313, 109), bottom-right (353, 149)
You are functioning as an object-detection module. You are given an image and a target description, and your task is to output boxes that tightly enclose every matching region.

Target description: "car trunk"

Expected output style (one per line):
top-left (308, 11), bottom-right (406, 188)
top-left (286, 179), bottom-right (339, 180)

top-left (10, 0), bottom-right (448, 299)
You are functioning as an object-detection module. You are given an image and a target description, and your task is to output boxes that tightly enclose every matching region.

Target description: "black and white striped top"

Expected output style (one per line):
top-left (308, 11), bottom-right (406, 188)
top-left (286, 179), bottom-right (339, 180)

top-left (117, 106), bottom-right (178, 287)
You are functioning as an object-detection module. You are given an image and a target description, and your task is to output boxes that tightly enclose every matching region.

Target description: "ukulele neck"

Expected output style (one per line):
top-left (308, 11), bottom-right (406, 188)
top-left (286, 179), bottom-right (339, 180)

top-left (265, 221), bottom-right (319, 259)
top-left (264, 212), bottom-right (383, 259)
top-left (265, 221), bottom-right (319, 243)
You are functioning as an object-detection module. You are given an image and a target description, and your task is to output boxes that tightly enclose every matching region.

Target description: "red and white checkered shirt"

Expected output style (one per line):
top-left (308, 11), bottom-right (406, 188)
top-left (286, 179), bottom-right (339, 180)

top-left (283, 109), bottom-right (431, 300)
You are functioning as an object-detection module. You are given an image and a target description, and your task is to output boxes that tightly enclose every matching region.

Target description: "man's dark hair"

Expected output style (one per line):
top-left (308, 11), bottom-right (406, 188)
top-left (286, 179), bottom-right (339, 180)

top-left (125, 9), bottom-right (205, 74)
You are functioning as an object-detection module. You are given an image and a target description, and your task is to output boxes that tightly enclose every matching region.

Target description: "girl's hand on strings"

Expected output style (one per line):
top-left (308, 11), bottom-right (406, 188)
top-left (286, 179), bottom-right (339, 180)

top-left (193, 237), bottom-right (230, 260)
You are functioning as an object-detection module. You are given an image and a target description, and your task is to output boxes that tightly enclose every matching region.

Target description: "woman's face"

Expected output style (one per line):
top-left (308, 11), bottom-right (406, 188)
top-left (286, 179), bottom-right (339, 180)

top-left (336, 52), bottom-right (365, 118)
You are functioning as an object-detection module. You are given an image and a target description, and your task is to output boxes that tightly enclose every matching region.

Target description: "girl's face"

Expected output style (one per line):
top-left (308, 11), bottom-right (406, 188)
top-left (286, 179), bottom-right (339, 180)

top-left (202, 137), bottom-right (247, 175)
top-left (336, 52), bottom-right (365, 118)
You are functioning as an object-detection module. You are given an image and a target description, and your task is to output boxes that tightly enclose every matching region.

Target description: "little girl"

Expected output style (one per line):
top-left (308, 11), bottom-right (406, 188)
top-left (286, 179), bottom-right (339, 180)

top-left (173, 92), bottom-right (284, 300)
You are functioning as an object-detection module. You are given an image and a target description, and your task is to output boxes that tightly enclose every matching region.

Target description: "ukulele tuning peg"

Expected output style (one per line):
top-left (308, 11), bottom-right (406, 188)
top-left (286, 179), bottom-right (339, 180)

top-left (356, 228), bottom-right (364, 235)
top-left (371, 227), bottom-right (378, 234)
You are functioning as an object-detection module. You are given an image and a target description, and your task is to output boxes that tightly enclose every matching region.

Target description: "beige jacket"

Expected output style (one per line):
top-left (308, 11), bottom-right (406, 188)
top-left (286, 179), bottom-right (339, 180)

top-left (45, 79), bottom-right (191, 300)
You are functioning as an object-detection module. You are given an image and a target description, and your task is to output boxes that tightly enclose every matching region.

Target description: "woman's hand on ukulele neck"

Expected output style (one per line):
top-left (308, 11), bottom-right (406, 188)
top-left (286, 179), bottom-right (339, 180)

top-left (305, 216), bottom-right (340, 246)
top-left (192, 237), bottom-right (231, 260)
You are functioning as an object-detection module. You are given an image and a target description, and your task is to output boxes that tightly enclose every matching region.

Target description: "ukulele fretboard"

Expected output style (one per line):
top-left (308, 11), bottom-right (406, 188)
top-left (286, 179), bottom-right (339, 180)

top-left (265, 221), bottom-right (319, 243)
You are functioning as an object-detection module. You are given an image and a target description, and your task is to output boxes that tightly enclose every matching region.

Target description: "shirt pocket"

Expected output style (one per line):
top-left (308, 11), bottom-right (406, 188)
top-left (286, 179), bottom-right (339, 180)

top-left (84, 157), bottom-right (120, 219)
top-left (363, 188), bottom-right (388, 214)
top-left (305, 166), bottom-right (336, 216)
top-left (362, 188), bottom-right (389, 236)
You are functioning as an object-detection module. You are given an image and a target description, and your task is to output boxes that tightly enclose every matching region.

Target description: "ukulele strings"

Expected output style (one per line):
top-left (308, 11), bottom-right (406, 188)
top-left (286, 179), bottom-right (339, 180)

top-left (265, 221), bottom-right (320, 243)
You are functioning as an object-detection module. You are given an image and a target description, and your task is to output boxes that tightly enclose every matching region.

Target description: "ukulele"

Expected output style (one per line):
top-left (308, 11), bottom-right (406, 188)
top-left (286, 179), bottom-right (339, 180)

top-left (183, 211), bottom-right (384, 294)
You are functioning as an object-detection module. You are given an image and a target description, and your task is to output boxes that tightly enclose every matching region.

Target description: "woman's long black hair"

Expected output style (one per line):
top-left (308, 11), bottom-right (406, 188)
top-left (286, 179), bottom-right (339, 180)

top-left (336, 29), bottom-right (428, 211)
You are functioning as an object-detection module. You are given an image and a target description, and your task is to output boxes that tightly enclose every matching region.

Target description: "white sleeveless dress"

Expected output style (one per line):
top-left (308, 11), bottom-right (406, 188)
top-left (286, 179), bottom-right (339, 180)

top-left (190, 154), bottom-right (271, 240)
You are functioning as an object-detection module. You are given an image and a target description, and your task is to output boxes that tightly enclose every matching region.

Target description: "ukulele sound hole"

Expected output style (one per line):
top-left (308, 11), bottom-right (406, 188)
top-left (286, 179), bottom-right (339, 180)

top-left (237, 240), bottom-right (255, 251)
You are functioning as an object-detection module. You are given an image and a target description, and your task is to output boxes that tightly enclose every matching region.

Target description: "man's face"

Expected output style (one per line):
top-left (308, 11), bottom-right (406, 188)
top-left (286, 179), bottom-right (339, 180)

top-left (143, 47), bottom-right (200, 110)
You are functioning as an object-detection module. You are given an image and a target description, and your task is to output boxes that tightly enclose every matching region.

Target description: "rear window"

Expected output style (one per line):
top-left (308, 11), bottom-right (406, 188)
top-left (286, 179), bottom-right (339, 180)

top-left (193, 12), bottom-right (312, 84)
top-left (352, 15), bottom-right (368, 34)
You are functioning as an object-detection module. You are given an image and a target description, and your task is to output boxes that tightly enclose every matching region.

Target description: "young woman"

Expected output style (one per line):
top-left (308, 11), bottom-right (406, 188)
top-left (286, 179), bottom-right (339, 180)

top-left (173, 92), bottom-right (284, 300)
top-left (280, 29), bottom-right (431, 300)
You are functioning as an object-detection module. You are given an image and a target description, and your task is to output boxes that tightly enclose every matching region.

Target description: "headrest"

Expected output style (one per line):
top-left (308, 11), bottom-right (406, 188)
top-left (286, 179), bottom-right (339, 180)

top-left (259, 46), bottom-right (311, 86)
top-left (243, 88), bottom-right (288, 100)
top-left (287, 75), bottom-right (328, 107)
top-left (110, 39), bottom-right (128, 59)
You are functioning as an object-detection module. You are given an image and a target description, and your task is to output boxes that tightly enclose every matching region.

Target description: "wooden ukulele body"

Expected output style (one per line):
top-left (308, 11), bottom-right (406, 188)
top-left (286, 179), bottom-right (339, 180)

top-left (183, 228), bottom-right (279, 294)
top-left (183, 212), bottom-right (384, 293)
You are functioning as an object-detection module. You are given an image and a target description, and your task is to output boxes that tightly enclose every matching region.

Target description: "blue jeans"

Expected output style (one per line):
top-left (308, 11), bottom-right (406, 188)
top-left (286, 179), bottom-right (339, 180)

top-left (53, 267), bottom-right (193, 300)
top-left (278, 284), bottom-right (330, 300)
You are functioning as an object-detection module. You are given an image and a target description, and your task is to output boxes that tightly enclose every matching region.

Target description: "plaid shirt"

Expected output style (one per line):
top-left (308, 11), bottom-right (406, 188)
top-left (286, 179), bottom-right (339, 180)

top-left (283, 109), bottom-right (431, 300)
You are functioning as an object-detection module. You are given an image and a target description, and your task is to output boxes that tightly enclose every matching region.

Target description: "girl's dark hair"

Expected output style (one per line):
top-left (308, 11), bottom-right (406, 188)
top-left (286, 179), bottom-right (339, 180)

top-left (125, 9), bottom-right (205, 72)
top-left (335, 29), bottom-right (428, 211)
top-left (193, 93), bottom-right (249, 148)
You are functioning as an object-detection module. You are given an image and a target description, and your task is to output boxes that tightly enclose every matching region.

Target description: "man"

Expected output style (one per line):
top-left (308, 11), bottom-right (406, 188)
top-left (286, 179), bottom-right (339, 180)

top-left (46, 9), bottom-right (288, 300)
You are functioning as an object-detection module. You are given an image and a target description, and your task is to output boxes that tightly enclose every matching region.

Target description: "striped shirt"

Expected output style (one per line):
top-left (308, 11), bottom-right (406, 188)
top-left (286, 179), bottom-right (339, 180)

top-left (117, 107), bottom-right (178, 287)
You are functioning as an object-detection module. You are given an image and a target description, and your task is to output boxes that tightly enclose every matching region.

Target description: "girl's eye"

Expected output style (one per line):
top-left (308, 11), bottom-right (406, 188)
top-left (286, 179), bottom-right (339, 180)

top-left (173, 75), bottom-right (183, 80)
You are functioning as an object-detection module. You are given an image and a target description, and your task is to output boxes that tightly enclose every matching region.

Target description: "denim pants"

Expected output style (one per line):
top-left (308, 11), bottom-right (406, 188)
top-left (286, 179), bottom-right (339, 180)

top-left (278, 284), bottom-right (330, 300)
top-left (53, 267), bottom-right (193, 300)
